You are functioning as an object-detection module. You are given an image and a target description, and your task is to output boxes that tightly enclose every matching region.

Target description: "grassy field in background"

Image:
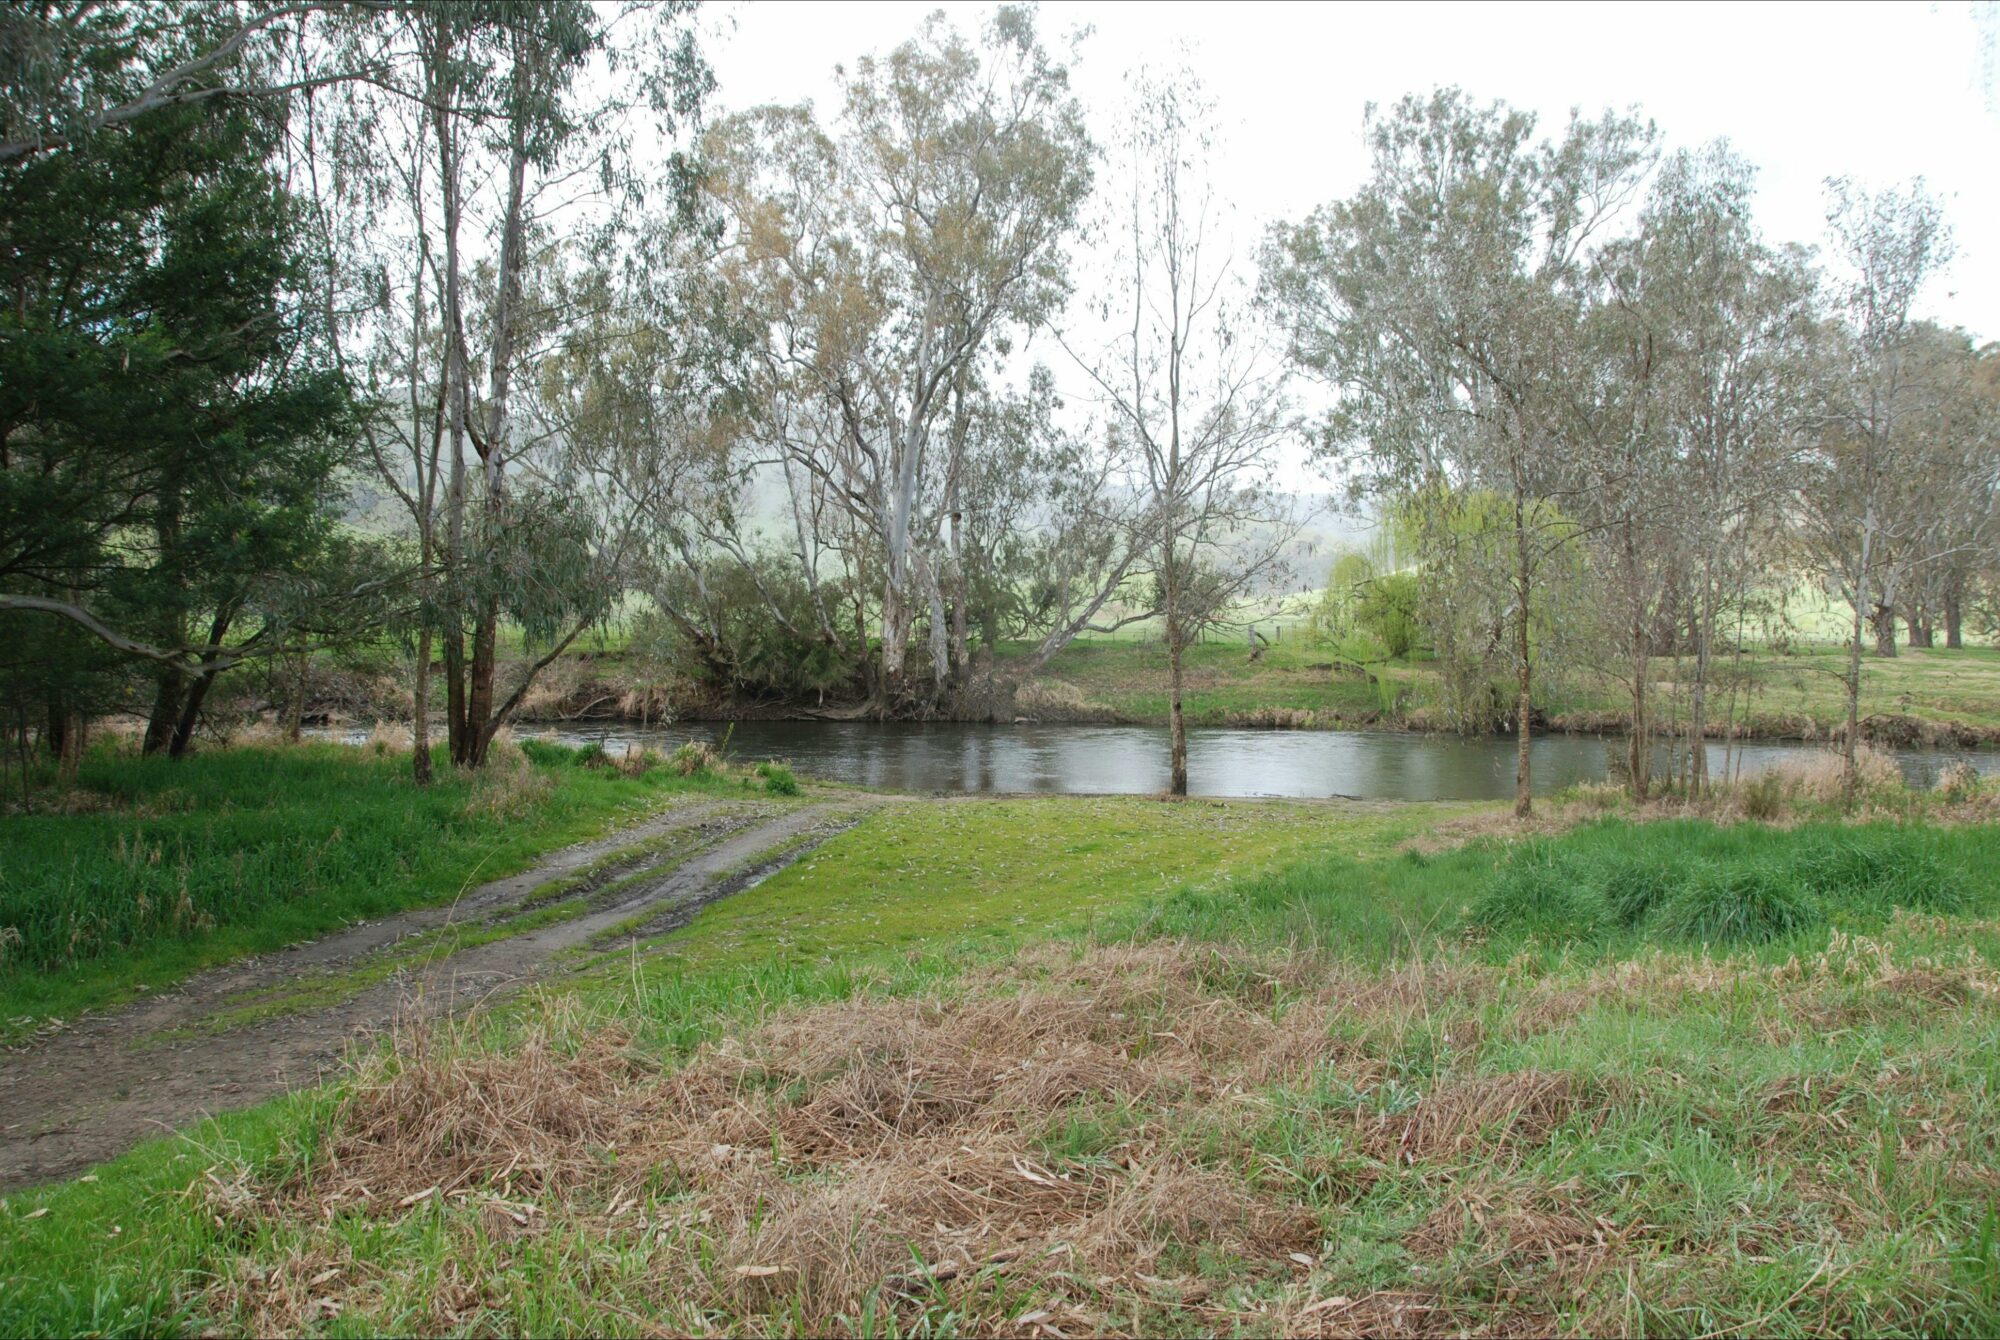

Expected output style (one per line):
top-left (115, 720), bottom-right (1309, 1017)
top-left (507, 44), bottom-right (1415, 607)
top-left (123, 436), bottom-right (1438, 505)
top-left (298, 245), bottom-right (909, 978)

top-left (4, 748), bottom-right (2000, 1335)
top-left (1012, 635), bottom-right (2000, 734)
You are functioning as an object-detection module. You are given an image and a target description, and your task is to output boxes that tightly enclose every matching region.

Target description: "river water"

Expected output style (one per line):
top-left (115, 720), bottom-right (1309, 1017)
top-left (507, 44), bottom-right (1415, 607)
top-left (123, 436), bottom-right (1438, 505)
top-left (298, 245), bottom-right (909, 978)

top-left (460, 720), bottom-right (1999, 802)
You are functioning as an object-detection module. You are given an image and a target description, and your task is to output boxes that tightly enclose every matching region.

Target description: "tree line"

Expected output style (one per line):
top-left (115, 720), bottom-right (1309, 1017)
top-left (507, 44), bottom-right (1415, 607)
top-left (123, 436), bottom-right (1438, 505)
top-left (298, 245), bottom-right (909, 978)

top-left (2, 2), bottom-right (1993, 810)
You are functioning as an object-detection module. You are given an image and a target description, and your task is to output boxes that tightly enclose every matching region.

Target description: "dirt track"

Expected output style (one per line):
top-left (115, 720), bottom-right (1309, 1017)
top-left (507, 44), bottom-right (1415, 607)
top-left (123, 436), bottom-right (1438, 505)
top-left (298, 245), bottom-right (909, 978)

top-left (0, 796), bottom-right (880, 1191)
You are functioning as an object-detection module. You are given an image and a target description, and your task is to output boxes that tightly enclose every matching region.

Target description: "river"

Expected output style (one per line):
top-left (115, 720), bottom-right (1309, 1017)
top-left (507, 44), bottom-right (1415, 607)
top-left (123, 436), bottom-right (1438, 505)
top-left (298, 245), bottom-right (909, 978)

top-left (453, 720), bottom-right (1999, 802)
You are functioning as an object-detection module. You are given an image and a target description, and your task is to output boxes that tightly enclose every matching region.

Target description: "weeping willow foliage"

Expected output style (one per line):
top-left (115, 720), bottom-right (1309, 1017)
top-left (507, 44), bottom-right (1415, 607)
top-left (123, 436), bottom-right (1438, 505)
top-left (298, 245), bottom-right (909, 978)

top-left (1385, 485), bottom-right (1591, 734)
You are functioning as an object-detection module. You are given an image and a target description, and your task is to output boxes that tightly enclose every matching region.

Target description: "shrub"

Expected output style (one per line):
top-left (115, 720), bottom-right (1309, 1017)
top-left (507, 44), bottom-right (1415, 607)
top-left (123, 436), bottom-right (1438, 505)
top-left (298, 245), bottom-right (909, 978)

top-left (1656, 862), bottom-right (1819, 944)
top-left (671, 741), bottom-right (718, 777)
top-left (756, 761), bottom-right (800, 796)
top-left (1934, 759), bottom-right (1982, 803)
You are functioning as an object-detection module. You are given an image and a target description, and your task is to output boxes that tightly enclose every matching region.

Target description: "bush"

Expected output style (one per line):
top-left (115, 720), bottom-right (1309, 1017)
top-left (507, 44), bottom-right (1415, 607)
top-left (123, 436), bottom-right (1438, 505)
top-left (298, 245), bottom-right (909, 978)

top-left (756, 761), bottom-right (800, 796)
top-left (671, 741), bottom-right (718, 777)
top-left (1934, 759), bottom-right (1981, 803)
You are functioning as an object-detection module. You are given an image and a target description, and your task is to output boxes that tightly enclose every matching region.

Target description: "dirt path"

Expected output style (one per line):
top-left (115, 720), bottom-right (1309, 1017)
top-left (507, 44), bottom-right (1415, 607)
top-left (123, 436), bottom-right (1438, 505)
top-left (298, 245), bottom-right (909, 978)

top-left (0, 796), bottom-right (882, 1191)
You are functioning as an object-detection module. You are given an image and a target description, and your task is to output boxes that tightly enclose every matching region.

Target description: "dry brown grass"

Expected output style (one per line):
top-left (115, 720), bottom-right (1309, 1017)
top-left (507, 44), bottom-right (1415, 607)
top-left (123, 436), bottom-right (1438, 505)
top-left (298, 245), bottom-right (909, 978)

top-left (1361, 1069), bottom-right (1589, 1165)
top-left (1764, 744), bottom-right (1905, 805)
top-left (669, 739), bottom-right (719, 776)
top-left (459, 740), bottom-right (555, 821)
top-left (1012, 678), bottom-right (1115, 722)
top-left (213, 941), bottom-right (1604, 1336)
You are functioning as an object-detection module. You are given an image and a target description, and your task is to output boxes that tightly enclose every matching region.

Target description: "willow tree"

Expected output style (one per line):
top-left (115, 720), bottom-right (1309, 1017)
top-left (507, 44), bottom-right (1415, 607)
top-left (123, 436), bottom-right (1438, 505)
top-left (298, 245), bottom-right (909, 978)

top-left (1264, 89), bottom-right (1654, 816)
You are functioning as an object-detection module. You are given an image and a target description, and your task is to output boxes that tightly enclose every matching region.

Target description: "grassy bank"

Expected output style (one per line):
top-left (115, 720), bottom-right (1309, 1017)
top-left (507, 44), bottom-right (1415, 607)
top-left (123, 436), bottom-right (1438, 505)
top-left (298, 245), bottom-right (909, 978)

top-left (0, 741), bottom-right (750, 1033)
top-left (4, 758), bottom-right (2000, 1336)
top-left (1005, 637), bottom-right (2000, 740)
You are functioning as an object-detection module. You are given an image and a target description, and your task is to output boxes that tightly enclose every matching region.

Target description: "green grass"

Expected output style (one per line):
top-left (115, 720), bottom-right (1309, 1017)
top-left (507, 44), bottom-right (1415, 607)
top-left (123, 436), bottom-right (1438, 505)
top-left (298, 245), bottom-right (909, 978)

top-left (7, 759), bottom-right (2000, 1336)
top-left (1009, 635), bottom-right (2000, 734)
top-left (0, 743), bottom-right (736, 1032)
top-left (639, 794), bottom-right (1458, 971)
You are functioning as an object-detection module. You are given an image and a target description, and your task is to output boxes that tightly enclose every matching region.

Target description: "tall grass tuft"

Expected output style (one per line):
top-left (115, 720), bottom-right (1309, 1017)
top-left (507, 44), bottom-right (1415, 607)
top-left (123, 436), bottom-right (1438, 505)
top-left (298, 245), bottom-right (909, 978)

top-left (1464, 819), bottom-right (1976, 950)
top-left (1654, 862), bottom-right (1820, 944)
top-left (1467, 844), bottom-right (1609, 940)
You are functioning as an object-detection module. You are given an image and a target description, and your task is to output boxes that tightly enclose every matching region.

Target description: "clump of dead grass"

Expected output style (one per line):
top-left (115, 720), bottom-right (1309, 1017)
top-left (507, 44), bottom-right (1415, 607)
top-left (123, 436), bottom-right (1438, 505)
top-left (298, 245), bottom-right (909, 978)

top-left (670, 739), bottom-right (719, 776)
top-left (363, 720), bottom-right (412, 756)
top-left (1933, 759), bottom-right (1982, 803)
top-left (1753, 744), bottom-right (1905, 809)
top-left (459, 742), bottom-right (556, 821)
top-left (226, 940), bottom-right (1602, 1335)
top-left (1361, 1069), bottom-right (1588, 1165)
top-left (323, 1002), bottom-right (656, 1203)
top-left (1013, 678), bottom-right (1114, 721)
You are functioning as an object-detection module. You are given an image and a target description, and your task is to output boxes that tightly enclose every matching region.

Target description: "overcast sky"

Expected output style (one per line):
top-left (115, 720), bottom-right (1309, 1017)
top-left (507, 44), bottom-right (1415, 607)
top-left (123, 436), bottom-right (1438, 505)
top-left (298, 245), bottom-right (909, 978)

top-left (701, 0), bottom-right (1997, 342)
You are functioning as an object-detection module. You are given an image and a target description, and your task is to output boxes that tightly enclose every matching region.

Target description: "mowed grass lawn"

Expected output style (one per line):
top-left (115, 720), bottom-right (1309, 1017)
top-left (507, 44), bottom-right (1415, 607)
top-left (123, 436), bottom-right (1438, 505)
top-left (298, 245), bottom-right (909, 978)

top-left (5, 752), bottom-right (2000, 1337)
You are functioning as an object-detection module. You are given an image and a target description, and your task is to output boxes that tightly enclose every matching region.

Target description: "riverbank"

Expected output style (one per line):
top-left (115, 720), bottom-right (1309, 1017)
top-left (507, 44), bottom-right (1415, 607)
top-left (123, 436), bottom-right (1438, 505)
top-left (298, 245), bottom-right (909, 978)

top-left (1004, 639), bottom-right (2000, 744)
top-left (311, 639), bottom-right (2000, 748)
top-left (4, 745), bottom-right (2000, 1336)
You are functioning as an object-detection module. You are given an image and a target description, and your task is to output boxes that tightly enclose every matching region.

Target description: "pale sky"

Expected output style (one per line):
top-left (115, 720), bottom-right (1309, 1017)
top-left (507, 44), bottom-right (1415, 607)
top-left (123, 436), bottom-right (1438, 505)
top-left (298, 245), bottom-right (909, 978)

top-left (703, 0), bottom-right (1998, 342)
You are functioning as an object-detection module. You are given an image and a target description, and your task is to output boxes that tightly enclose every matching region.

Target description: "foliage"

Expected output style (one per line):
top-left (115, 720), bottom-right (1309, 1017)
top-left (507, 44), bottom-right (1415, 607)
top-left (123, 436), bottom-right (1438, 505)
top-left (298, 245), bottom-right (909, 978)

top-left (0, 67), bottom-right (364, 758)
top-left (755, 761), bottom-right (800, 795)
top-left (1384, 487), bottom-right (1592, 733)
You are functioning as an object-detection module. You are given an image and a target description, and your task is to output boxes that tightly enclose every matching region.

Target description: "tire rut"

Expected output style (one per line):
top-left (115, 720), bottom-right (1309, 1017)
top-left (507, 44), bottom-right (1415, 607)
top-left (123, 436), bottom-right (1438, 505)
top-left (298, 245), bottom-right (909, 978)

top-left (0, 798), bottom-right (880, 1191)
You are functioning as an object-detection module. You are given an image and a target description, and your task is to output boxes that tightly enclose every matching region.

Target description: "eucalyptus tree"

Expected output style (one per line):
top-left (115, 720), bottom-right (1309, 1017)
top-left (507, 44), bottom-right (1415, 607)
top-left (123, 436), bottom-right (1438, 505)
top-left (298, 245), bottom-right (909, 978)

top-left (1795, 178), bottom-right (1952, 798)
top-left (1264, 89), bottom-right (1654, 816)
top-left (1065, 68), bottom-right (1296, 797)
top-left (703, 6), bottom-right (1093, 710)
top-left (304, 0), bottom-right (712, 774)
top-left (0, 0), bottom-right (398, 164)
top-left (1876, 325), bottom-right (2000, 651)
top-left (1920, 338), bottom-right (2000, 648)
top-left (1575, 144), bottom-right (1817, 797)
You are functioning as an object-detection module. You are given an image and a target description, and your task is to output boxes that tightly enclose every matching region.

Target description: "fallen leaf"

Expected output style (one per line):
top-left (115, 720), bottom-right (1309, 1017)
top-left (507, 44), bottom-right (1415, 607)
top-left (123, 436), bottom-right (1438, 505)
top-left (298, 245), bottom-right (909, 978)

top-left (395, 1186), bottom-right (439, 1209)
top-left (23, 1208), bottom-right (48, 1220)
top-left (734, 1265), bottom-right (790, 1278)
top-left (1288, 1251), bottom-right (1316, 1267)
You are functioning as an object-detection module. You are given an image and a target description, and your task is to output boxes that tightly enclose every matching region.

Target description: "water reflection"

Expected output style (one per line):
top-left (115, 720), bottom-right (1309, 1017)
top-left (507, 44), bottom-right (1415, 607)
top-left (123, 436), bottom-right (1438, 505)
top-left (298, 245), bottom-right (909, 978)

top-left (414, 720), bottom-right (2000, 803)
